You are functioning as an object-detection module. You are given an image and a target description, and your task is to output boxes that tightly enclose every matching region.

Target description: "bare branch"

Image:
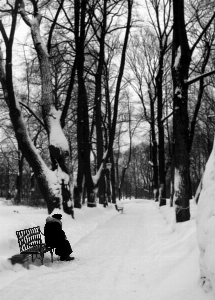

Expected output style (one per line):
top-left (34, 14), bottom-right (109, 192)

top-left (47, 0), bottom-right (65, 53)
top-left (19, 101), bottom-right (45, 128)
top-left (161, 111), bottom-right (173, 123)
top-left (191, 12), bottom-right (215, 54)
top-left (19, 0), bottom-right (33, 27)
top-left (186, 70), bottom-right (215, 86)
top-left (0, 20), bottom-right (9, 45)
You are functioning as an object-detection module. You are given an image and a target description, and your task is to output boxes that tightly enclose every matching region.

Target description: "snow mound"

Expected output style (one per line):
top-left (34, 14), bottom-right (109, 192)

top-left (196, 138), bottom-right (215, 296)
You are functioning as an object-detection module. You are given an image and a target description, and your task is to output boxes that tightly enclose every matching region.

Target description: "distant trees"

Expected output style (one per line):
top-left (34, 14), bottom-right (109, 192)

top-left (115, 142), bottom-right (153, 199)
top-left (115, 96), bottom-right (141, 200)
top-left (128, 0), bottom-right (172, 205)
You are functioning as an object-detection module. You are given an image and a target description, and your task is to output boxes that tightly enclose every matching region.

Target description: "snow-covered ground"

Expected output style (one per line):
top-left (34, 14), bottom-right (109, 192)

top-left (0, 198), bottom-right (213, 299)
top-left (196, 140), bottom-right (215, 294)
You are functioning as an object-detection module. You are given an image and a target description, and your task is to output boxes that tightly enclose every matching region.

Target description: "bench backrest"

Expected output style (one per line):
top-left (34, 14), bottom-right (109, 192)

top-left (16, 226), bottom-right (42, 252)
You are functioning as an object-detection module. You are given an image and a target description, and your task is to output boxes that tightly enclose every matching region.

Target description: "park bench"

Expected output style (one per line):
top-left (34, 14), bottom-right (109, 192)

top-left (15, 226), bottom-right (54, 265)
top-left (115, 204), bottom-right (124, 213)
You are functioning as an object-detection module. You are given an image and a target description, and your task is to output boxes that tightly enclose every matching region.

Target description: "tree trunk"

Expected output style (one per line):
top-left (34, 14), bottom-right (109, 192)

top-left (75, 0), bottom-right (96, 208)
top-left (93, 1), bottom-right (107, 204)
top-left (98, 174), bottom-right (106, 205)
top-left (14, 151), bottom-right (24, 204)
top-left (150, 98), bottom-right (159, 202)
top-left (170, 158), bottom-right (174, 207)
top-left (172, 0), bottom-right (191, 222)
top-left (156, 52), bottom-right (166, 206)
top-left (110, 152), bottom-right (116, 204)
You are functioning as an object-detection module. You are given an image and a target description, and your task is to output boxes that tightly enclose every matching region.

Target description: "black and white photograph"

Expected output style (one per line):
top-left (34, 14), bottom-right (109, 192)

top-left (0, 0), bottom-right (215, 299)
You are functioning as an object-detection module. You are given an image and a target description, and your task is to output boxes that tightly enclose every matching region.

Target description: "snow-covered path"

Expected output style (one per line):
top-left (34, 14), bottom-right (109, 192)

top-left (0, 200), bottom-right (213, 300)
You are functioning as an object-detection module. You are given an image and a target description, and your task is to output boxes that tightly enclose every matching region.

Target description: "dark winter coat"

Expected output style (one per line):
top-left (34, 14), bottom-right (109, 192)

top-left (44, 216), bottom-right (72, 257)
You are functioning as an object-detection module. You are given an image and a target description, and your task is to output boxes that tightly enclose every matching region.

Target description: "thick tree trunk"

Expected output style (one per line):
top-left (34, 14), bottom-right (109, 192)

top-left (75, 0), bottom-right (96, 208)
top-left (172, 0), bottom-right (191, 222)
top-left (94, 1), bottom-right (107, 204)
top-left (99, 174), bottom-right (106, 205)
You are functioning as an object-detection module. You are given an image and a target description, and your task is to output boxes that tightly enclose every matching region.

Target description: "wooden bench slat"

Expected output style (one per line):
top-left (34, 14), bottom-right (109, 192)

top-left (16, 226), bottom-right (54, 264)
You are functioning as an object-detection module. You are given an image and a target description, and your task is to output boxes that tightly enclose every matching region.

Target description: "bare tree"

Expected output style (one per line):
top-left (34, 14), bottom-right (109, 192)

top-left (0, 0), bottom-right (74, 215)
top-left (73, 0), bottom-right (134, 207)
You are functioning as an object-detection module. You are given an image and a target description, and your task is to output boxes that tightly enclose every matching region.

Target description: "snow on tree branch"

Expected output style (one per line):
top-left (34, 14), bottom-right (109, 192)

top-left (49, 107), bottom-right (69, 153)
top-left (173, 46), bottom-right (181, 69)
top-left (92, 150), bottom-right (108, 186)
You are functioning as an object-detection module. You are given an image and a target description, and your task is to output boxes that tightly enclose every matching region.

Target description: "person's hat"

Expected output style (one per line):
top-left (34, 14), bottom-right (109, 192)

top-left (52, 214), bottom-right (62, 220)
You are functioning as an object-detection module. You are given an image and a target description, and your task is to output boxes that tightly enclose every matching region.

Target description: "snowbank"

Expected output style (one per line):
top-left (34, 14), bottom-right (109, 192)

top-left (196, 139), bottom-right (215, 295)
top-left (157, 199), bottom-right (198, 255)
top-left (157, 197), bottom-right (215, 297)
top-left (158, 198), bottom-right (197, 230)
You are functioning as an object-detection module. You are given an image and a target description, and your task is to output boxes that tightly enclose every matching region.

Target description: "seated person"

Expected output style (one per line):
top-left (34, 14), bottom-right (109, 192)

top-left (44, 213), bottom-right (74, 261)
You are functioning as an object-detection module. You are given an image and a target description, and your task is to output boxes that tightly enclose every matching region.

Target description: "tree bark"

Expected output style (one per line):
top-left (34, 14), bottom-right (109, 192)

top-left (172, 0), bottom-right (191, 222)
top-left (156, 54), bottom-right (166, 206)
top-left (149, 92), bottom-right (159, 202)
top-left (14, 150), bottom-right (24, 204)
top-left (75, 0), bottom-right (96, 208)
